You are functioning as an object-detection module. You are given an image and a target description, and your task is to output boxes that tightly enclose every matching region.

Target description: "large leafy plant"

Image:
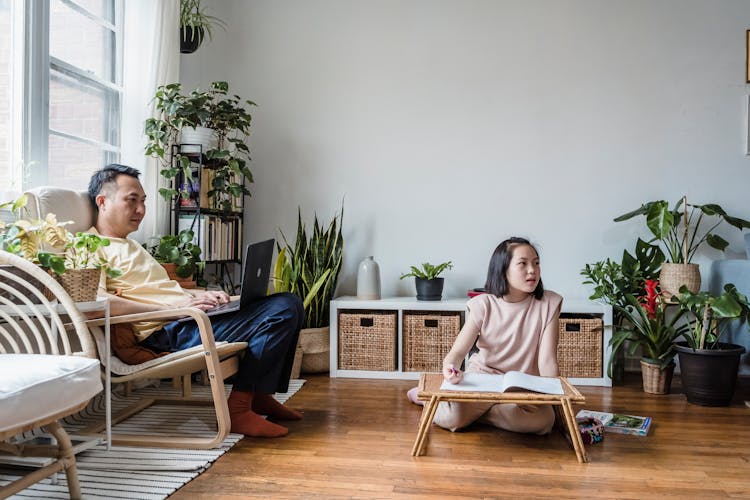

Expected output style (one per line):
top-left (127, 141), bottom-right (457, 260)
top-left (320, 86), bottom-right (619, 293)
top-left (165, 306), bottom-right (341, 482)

top-left (0, 194), bottom-right (69, 261)
top-left (272, 206), bottom-right (344, 329)
top-left (142, 229), bottom-right (203, 279)
top-left (144, 81), bottom-right (255, 212)
top-left (676, 284), bottom-right (750, 350)
top-left (614, 196), bottom-right (750, 263)
top-left (400, 261), bottom-right (453, 280)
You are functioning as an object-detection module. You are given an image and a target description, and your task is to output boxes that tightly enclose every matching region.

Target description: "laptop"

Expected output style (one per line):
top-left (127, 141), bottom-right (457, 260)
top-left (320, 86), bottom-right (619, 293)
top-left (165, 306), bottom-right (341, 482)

top-left (177, 238), bottom-right (275, 322)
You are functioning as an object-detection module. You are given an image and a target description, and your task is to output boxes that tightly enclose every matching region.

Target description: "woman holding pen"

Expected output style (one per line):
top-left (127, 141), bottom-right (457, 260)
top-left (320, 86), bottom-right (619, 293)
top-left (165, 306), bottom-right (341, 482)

top-left (407, 237), bottom-right (562, 435)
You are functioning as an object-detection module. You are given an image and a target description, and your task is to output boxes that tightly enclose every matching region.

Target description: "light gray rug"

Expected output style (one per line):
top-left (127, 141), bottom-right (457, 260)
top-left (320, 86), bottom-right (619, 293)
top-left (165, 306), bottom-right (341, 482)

top-left (0, 379), bottom-right (306, 499)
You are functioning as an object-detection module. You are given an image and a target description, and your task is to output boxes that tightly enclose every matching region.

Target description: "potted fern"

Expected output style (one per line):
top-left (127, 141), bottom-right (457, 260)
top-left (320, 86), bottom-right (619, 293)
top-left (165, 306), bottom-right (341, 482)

top-left (400, 261), bottom-right (453, 301)
top-left (272, 206), bottom-right (344, 373)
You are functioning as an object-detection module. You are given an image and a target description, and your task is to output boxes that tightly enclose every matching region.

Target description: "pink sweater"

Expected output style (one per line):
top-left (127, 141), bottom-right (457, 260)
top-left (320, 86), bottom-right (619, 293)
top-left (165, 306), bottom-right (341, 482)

top-left (466, 291), bottom-right (563, 376)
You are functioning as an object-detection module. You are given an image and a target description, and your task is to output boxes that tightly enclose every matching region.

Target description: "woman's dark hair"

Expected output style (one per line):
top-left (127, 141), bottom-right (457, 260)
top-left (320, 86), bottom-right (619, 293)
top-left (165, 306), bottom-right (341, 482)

top-left (484, 237), bottom-right (544, 299)
top-left (87, 163), bottom-right (141, 212)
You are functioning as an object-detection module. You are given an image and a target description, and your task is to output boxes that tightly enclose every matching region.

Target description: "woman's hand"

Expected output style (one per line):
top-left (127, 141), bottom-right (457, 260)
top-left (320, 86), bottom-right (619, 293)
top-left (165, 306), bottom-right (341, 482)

top-left (442, 364), bottom-right (463, 384)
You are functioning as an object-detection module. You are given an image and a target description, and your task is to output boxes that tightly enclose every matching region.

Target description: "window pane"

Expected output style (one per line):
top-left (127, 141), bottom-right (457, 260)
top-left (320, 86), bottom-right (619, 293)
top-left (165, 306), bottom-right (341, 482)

top-left (0, 0), bottom-right (13, 194)
top-left (48, 134), bottom-right (108, 190)
top-left (50, 70), bottom-right (117, 144)
top-left (72, 0), bottom-right (111, 22)
top-left (49, 0), bottom-right (115, 83)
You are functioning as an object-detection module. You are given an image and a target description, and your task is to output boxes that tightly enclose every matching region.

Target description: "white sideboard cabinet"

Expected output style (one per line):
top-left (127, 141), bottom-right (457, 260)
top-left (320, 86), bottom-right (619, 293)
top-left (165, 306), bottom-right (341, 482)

top-left (329, 296), bottom-right (612, 386)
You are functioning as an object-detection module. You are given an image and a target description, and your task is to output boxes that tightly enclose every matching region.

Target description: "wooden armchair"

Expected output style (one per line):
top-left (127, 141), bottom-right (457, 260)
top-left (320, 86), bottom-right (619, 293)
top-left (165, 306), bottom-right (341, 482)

top-left (19, 186), bottom-right (248, 449)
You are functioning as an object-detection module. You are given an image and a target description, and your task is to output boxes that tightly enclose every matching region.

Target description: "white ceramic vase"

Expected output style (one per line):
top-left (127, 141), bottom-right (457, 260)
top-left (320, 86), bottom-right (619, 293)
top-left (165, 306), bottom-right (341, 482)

top-left (357, 256), bottom-right (381, 300)
top-left (179, 126), bottom-right (216, 154)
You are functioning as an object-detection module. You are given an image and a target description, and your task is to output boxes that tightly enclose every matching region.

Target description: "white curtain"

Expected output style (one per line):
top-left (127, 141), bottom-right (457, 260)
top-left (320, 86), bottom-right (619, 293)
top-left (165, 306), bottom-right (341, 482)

top-left (121, 0), bottom-right (180, 242)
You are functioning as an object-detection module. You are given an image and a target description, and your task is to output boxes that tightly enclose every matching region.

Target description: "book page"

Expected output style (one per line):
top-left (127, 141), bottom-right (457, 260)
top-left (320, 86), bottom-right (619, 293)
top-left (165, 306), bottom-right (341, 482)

top-left (439, 372), bottom-right (563, 394)
top-left (439, 372), bottom-right (504, 392)
top-left (502, 371), bottom-right (564, 395)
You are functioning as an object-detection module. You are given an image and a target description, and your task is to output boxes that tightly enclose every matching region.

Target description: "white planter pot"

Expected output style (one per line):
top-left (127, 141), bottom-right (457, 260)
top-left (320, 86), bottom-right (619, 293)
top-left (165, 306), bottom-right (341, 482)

top-left (179, 126), bottom-right (216, 154)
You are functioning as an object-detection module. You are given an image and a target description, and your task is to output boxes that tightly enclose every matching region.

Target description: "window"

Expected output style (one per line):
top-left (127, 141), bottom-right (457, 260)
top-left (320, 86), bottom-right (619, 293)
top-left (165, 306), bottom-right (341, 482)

top-left (1, 0), bottom-right (122, 196)
top-left (0, 0), bottom-right (23, 198)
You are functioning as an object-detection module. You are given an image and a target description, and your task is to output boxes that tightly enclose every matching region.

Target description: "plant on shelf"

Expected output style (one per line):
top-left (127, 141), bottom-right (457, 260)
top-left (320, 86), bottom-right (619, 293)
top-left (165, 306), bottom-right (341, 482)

top-left (674, 284), bottom-right (750, 406)
top-left (614, 196), bottom-right (750, 296)
top-left (610, 279), bottom-right (689, 394)
top-left (142, 229), bottom-right (203, 280)
top-left (179, 0), bottom-right (227, 54)
top-left (144, 81), bottom-right (255, 212)
top-left (400, 261), bottom-right (453, 301)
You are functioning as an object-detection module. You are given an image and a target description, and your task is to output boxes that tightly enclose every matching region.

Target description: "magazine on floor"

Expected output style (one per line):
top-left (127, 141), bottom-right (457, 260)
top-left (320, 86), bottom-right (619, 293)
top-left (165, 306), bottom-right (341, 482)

top-left (576, 409), bottom-right (652, 436)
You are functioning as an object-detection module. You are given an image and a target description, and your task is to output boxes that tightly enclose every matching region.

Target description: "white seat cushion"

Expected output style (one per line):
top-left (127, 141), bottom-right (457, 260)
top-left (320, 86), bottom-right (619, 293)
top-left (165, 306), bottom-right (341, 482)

top-left (0, 354), bottom-right (102, 433)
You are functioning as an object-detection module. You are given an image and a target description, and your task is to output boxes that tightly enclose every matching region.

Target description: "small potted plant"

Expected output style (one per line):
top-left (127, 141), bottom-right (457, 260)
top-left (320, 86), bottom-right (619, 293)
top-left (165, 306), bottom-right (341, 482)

top-left (272, 205), bottom-right (344, 374)
top-left (609, 279), bottom-right (689, 394)
top-left (400, 261), bottom-right (453, 301)
top-left (614, 196), bottom-right (750, 297)
top-left (142, 229), bottom-right (203, 287)
top-left (179, 0), bottom-right (226, 54)
top-left (40, 232), bottom-right (122, 302)
top-left (674, 284), bottom-right (750, 406)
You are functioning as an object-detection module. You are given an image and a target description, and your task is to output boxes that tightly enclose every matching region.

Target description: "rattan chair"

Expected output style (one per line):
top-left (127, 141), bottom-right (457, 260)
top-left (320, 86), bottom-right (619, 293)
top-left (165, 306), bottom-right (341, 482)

top-left (0, 251), bottom-right (102, 499)
top-left (20, 186), bottom-right (248, 449)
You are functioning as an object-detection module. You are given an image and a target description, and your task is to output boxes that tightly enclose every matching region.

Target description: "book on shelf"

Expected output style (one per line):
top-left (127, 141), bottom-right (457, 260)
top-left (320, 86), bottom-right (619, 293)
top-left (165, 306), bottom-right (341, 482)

top-left (439, 371), bottom-right (564, 395)
top-left (575, 410), bottom-right (652, 436)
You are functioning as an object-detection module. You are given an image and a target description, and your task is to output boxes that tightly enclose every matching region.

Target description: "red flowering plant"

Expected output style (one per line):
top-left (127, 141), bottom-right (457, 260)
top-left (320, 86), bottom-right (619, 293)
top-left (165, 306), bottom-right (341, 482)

top-left (609, 279), bottom-right (689, 371)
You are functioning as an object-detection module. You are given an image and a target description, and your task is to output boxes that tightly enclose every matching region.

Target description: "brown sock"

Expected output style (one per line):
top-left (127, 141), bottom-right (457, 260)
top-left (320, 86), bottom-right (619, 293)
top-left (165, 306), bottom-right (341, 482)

top-left (252, 393), bottom-right (303, 421)
top-left (227, 390), bottom-right (289, 437)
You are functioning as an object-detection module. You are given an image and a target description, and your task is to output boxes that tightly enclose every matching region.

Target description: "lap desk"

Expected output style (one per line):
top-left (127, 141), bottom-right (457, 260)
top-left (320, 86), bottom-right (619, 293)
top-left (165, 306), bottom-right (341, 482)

top-left (412, 373), bottom-right (588, 463)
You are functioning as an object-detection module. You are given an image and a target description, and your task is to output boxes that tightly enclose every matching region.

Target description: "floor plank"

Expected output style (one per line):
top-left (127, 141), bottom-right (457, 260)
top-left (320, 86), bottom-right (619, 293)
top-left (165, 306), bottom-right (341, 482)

top-left (172, 374), bottom-right (750, 499)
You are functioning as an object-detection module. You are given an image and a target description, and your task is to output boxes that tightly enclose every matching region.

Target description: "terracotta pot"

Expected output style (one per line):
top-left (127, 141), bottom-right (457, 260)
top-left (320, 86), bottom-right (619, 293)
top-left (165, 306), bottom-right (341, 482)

top-left (161, 263), bottom-right (196, 288)
top-left (659, 263), bottom-right (700, 298)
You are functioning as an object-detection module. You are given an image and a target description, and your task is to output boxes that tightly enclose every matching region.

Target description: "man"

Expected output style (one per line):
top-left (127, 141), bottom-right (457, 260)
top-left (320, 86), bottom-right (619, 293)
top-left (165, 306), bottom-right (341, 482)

top-left (88, 163), bottom-right (303, 438)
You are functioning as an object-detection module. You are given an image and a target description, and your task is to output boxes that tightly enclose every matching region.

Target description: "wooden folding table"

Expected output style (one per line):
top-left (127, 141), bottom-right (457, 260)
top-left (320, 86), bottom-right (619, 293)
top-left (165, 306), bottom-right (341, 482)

top-left (411, 373), bottom-right (588, 463)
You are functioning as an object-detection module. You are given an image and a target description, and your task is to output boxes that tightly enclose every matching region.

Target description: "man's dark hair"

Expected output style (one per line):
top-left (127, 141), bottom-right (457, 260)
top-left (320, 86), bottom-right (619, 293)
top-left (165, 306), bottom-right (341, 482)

top-left (88, 163), bottom-right (141, 212)
top-left (484, 237), bottom-right (544, 300)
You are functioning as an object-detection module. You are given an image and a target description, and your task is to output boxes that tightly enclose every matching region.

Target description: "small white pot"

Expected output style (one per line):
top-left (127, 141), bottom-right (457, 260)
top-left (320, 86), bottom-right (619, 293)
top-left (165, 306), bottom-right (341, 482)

top-left (179, 126), bottom-right (216, 154)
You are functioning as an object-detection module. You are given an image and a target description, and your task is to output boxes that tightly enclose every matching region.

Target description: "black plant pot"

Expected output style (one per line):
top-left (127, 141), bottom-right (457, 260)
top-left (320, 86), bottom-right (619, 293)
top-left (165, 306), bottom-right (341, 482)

top-left (674, 341), bottom-right (746, 406)
top-left (415, 277), bottom-right (443, 301)
top-left (180, 26), bottom-right (204, 54)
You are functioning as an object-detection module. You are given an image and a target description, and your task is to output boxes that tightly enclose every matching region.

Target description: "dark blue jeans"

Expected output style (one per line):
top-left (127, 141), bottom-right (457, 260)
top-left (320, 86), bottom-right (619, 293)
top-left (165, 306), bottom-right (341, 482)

top-left (140, 292), bottom-right (304, 394)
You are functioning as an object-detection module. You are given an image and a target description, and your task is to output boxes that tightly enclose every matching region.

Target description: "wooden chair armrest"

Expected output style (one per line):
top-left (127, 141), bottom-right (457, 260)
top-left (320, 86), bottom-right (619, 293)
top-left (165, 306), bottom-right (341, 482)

top-left (86, 307), bottom-right (209, 327)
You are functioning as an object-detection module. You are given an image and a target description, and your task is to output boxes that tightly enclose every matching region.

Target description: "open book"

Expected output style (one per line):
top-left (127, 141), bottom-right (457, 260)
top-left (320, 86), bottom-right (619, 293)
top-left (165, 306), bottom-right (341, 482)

top-left (439, 371), bottom-right (564, 395)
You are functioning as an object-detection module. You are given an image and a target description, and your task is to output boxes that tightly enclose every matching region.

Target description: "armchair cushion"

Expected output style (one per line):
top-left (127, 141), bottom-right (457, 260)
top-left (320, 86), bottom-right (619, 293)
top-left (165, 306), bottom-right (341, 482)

top-left (24, 186), bottom-right (94, 234)
top-left (0, 354), bottom-right (102, 435)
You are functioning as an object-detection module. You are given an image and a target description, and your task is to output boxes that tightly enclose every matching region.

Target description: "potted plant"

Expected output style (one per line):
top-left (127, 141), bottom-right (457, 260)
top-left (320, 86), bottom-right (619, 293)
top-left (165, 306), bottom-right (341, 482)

top-left (581, 238), bottom-right (665, 381)
top-left (614, 196), bottom-right (750, 297)
top-left (272, 206), bottom-right (344, 373)
top-left (674, 284), bottom-right (750, 406)
top-left (610, 279), bottom-right (689, 394)
top-left (142, 229), bottom-right (203, 287)
top-left (179, 0), bottom-right (226, 54)
top-left (38, 232), bottom-right (122, 302)
top-left (144, 81), bottom-right (255, 212)
top-left (400, 261), bottom-right (453, 301)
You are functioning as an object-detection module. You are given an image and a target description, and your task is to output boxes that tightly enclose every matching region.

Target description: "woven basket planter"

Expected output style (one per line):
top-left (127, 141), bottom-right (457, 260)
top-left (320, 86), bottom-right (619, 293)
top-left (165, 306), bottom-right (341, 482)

top-left (659, 263), bottom-right (700, 298)
top-left (54, 268), bottom-right (100, 302)
top-left (640, 359), bottom-right (674, 395)
top-left (300, 326), bottom-right (330, 373)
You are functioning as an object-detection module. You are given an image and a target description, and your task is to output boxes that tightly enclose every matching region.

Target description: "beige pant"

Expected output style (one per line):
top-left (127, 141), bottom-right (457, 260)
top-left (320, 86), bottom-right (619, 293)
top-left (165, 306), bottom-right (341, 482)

top-left (433, 400), bottom-right (555, 435)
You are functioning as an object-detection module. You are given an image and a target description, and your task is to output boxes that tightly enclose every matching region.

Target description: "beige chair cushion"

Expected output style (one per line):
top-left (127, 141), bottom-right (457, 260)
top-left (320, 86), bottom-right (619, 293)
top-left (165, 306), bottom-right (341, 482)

top-left (24, 187), bottom-right (94, 234)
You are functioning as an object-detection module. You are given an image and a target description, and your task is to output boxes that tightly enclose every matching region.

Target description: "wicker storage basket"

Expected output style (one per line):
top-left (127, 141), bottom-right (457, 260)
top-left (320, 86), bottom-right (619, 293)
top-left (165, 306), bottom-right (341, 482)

top-left (402, 311), bottom-right (461, 372)
top-left (557, 315), bottom-right (603, 378)
top-left (338, 310), bottom-right (397, 371)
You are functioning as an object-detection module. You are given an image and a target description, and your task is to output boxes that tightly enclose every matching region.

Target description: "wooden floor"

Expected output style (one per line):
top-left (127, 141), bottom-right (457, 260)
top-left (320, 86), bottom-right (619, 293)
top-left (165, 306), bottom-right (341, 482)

top-left (173, 374), bottom-right (750, 499)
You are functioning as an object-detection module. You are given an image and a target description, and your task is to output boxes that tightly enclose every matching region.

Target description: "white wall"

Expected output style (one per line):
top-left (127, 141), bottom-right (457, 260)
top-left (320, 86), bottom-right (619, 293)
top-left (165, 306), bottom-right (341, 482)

top-left (180, 0), bottom-right (750, 301)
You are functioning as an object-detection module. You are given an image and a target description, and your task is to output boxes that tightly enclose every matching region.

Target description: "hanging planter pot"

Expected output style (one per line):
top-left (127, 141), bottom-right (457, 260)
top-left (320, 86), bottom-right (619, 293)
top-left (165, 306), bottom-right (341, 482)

top-left (180, 26), bottom-right (204, 54)
top-left (659, 263), bottom-right (700, 298)
top-left (674, 341), bottom-right (745, 406)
